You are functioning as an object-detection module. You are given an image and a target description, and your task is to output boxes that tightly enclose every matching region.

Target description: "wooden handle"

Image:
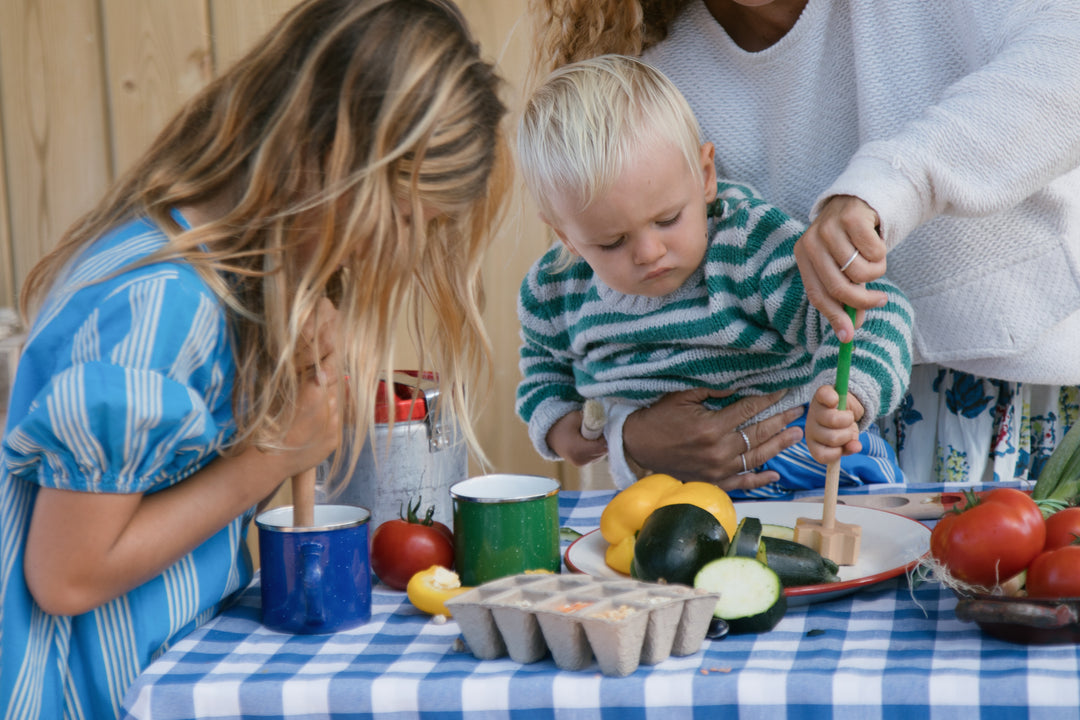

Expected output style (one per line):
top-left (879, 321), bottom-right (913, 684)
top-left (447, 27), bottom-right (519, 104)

top-left (821, 305), bottom-right (856, 532)
top-left (292, 467), bottom-right (317, 527)
top-left (821, 461), bottom-right (841, 530)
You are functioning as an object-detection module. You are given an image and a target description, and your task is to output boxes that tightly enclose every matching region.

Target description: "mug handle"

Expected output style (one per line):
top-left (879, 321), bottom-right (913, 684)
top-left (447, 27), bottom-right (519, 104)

top-left (300, 541), bottom-right (326, 626)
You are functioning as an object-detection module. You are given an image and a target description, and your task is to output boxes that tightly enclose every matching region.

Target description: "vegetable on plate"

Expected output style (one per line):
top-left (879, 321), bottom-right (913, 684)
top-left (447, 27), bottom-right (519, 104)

top-left (631, 503), bottom-right (730, 586)
top-left (694, 556), bottom-right (787, 634)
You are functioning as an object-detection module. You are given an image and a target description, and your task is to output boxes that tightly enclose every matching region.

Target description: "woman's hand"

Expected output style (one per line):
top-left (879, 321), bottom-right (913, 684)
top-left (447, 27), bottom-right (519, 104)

top-left (547, 411), bottom-right (608, 466)
top-left (795, 195), bottom-right (889, 342)
top-left (805, 385), bottom-right (864, 465)
top-left (622, 388), bottom-right (804, 490)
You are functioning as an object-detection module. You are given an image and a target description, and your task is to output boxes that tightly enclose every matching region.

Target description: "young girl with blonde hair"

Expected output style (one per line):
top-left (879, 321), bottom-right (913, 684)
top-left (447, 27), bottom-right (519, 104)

top-left (0, 1), bottom-right (510, 716)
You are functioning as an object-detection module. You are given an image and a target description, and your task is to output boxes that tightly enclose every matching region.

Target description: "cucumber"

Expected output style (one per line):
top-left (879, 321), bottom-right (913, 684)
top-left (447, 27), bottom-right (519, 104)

top-left (761, 523), bottom-right (796, 542)
top-left (726, 517), bottom-right (765, 561)
top-left (694, 556), bottom-right (787, 634)
top-left (760, 536), bottom-right (841, 587)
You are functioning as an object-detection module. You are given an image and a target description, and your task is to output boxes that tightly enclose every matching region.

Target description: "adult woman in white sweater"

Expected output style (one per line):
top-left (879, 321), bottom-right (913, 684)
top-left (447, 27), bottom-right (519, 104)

top-left (530, 0), bottom-right (1080, 485)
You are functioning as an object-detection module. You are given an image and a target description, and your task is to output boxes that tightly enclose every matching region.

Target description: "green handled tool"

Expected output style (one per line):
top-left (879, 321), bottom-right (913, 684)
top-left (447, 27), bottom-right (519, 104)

top-left (794, 306), bottom-right (863, 565)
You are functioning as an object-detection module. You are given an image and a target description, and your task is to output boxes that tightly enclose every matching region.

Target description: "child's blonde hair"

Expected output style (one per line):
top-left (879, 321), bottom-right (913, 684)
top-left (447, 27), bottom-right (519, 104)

top-left (518, 54), bottom-right (704, 231)
top-left (20, 0), bottom-right (511, 480)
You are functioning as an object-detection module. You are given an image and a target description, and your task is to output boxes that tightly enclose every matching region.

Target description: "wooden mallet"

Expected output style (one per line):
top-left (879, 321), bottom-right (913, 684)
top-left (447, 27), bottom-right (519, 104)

top-left (794, 306), bottom-right (862, 566)
top-left (292, 467), bottom-right (317, 528)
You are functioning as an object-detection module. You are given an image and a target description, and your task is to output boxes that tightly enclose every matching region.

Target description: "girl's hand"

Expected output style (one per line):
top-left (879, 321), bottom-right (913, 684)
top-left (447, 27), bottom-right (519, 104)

top-left (547, 411), bottom-right (608, 466)
top-left (794, 195), bottom-right (889, 343)
top-left (805, 385), bottom-right (864, 465)
top-left (622, 388), bottom-right (804, 489)
top-left (279, 297), bottom-right (344, 477)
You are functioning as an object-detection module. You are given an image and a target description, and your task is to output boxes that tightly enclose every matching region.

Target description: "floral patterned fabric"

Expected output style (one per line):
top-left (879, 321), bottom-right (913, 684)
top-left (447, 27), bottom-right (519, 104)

top-left (880, 364), bottom-right (1080, 484)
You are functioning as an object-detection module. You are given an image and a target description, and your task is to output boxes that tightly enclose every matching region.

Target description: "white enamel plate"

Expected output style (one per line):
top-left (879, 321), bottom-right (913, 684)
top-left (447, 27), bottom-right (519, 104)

top-left (564, 501), bottom-right (931, 605)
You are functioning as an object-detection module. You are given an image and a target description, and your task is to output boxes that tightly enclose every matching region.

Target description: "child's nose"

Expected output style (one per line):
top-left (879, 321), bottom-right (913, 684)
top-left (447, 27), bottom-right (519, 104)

top-left (633, 232), bottom-right (666, 265)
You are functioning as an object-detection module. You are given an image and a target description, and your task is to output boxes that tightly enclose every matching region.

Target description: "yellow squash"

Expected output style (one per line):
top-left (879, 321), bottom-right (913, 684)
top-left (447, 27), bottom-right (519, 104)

top-left (406, 565), bottom-right (471, 617)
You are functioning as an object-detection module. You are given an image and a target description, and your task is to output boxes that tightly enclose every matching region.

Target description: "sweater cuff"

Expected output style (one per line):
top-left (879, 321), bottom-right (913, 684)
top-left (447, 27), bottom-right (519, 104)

top-left (603, 402), bottom-right (645, 490)
top-left (527, 398), bottom-right (580, 462)
top-left (811, 154), bottom-right (926, 252)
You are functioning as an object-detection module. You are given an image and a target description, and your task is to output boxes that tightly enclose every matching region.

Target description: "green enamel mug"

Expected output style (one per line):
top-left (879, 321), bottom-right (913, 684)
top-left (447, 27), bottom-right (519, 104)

top-left (450, 474), bottom-right (561, 586)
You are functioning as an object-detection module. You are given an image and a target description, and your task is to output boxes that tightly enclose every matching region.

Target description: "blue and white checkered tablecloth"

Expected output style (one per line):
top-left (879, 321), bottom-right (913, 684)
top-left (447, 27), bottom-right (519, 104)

top-left (121, 485), bottom-right (1080, 720)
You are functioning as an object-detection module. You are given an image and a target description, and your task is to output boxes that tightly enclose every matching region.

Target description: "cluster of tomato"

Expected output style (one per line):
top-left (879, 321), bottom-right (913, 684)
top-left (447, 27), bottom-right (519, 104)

top-left (930, 488), bottom-right (1080, 597)
top-left (370, 497), bottom-right (468, 615)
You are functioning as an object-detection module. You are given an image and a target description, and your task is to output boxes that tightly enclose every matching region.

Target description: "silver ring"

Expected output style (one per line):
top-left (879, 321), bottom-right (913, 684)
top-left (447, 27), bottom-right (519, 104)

top-left (839, 249), bottom-right (860, 273)
top-left (740, 453), bottom-right (748, 473)
top-left (738, 430), bottom-right (751, 453)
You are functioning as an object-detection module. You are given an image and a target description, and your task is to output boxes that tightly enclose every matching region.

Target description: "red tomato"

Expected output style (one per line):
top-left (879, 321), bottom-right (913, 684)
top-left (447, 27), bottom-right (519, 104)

top-left (370, 498), bottom-right (454, 590)
top-left (930, 488), bottom-right (1045, 588)
top-left (1026, 545), bottom-right (1080, 598)
top-left (1043, 507), bottom-right (1080, 552)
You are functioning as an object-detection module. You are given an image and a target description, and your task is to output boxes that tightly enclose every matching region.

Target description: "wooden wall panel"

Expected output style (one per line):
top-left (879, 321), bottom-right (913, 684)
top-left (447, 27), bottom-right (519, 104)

top-left (0, 0), bottom-right (111, 298)
top-left (101, 0), bottom-right (212, 175)
top-left (209, 0), bottom-right (298, 71)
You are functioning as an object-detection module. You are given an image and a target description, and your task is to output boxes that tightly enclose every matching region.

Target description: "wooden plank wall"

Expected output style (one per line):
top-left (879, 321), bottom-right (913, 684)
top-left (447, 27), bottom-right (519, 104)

top-left (0, 0), bottom-right (599, 491)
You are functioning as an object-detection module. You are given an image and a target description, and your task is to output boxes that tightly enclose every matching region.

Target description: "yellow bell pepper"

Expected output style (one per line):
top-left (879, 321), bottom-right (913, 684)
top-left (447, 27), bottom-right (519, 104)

top-left (654, 481), bottom-right (737, 540)
top-left (406, 565), bottom-right (471, 617)
top-left (599, 474), bottom-right (737, 573)
top-left (599, 473), bottom-right (681, 545)
top-left (604, 533), bottom-right (637, 575)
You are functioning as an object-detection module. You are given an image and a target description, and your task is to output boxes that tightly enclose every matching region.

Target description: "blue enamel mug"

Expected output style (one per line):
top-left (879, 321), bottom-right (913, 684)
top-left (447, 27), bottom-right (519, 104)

top-left (255, 504), bottom-right (372, 634)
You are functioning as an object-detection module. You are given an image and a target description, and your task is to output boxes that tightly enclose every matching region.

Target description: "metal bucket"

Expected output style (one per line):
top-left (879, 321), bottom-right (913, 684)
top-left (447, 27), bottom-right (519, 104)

top-left (317, 372), bottom-right (466, 529)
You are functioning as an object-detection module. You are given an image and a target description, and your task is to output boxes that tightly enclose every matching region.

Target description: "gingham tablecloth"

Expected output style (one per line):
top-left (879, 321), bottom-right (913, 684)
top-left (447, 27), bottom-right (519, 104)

top-left (121, 485), bottom-right (1080, 720)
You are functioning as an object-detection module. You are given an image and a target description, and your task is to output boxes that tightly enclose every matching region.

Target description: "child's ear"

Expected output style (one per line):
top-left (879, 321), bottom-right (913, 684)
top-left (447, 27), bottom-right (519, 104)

top-left (700, 142), bottom-right (718, 202)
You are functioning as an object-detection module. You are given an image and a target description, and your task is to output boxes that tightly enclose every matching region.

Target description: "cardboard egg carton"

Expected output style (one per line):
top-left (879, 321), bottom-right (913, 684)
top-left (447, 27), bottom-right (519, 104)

top-left (445, 573), bottom-right (719, 677)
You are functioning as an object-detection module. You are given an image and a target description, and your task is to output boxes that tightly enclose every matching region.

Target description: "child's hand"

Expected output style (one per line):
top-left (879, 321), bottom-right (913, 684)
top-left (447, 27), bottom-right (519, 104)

top-left (547, 411), bottom-right (608, 466)
top-left (281, 297), bottom-right (344, 476)
top-left (805, 385), bottom-right (865, 465)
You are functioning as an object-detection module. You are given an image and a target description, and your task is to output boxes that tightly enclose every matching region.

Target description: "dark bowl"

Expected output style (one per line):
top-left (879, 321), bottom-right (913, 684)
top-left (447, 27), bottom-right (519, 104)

top-left (953, 592), bottom-right (1080, 644)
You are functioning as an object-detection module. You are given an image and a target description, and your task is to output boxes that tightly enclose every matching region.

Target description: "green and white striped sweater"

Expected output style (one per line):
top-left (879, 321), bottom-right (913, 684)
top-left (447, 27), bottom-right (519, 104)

top-left (516, 182), bottom-right (913, 465)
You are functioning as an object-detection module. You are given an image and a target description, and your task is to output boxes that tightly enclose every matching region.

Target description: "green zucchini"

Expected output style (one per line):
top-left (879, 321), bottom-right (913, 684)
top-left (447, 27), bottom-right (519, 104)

top-left (694, 556), bottom-right (787, 634)
top-left (632, 504), bottom-right (730, 586)
top-left (761, 523), bottom-right (796, 542)
top-left (760, 536), bottom-right (841, 587)
top-left (726, 517), bottom-right (766, 561)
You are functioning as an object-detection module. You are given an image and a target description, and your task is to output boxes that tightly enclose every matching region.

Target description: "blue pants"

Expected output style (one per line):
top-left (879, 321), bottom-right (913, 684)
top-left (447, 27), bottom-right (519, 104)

top-left (728, 411), bottom-right (904, 500)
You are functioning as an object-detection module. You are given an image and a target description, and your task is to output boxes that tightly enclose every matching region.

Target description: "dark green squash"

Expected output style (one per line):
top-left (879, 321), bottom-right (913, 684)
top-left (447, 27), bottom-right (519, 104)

top-left (631, 503), bottom-right (730, 586)
top-left (694, 556), bottom-right (787, 634)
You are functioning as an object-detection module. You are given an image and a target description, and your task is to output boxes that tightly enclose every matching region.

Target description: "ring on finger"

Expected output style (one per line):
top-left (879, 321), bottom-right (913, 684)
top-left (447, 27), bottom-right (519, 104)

top-left (738, 429), bottom-right (751, 453)
top-left (839, 249), bottom-right (860, 273)
top-left (739, 453), bottom-right (748, 474)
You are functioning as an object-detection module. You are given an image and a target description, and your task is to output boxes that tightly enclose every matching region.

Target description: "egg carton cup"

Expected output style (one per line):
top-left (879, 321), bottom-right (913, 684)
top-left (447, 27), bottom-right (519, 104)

top-left (445, 573), bottom-right (719, 677)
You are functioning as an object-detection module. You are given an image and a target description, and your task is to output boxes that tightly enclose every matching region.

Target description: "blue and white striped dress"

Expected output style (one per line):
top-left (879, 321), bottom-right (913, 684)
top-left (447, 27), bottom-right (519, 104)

top-left (0, 215), bottom-right (251, 719)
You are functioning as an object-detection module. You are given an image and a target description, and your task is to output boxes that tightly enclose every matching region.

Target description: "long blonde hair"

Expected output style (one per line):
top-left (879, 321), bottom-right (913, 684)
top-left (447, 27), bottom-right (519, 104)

top-left (20, 0), bottom-right (511, 479)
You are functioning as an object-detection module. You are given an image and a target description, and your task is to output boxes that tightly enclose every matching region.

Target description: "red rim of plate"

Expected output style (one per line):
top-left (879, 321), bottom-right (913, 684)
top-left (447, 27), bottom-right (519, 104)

top-left (564, 528), bottom-right (926, 598)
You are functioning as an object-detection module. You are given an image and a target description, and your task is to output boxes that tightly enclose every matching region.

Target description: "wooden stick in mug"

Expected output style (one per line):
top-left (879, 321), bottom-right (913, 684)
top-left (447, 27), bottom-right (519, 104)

top-left (292, 467), bottom-right (317, 527)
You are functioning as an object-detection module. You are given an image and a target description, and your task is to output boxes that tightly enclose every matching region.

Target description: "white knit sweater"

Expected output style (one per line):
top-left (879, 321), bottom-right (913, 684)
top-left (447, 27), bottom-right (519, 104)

top-left (644, 0), bottom-right (1080, 383)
